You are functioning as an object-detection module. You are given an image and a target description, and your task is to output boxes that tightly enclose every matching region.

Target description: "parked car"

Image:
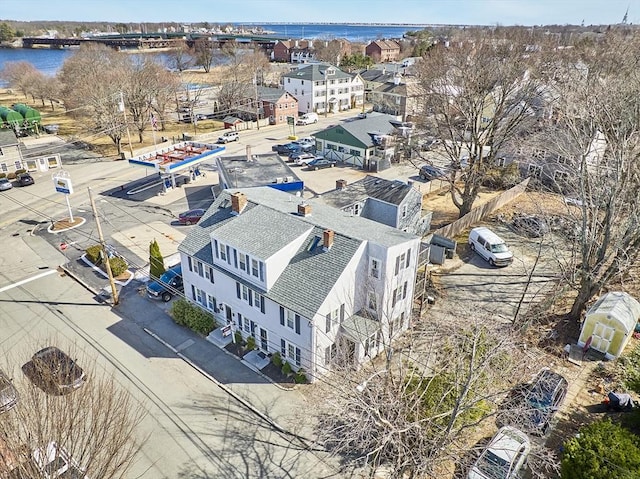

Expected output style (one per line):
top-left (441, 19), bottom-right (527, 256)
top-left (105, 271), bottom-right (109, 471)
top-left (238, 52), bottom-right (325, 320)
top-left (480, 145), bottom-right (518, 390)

top-left (511, 215), bottom-right (549, 238)
top-left (418, 164), bottom-right (448, 181)
top-left (33, 441), bottom-right (88, 479)
top-left (468, 426), bottom-right (531, 479)
top-left (178, 208), bottom-right (205, 225)
top-left (0, 369), bottom-right (18, 414)
top-left (307, 157), bottom-right (337, 170)
top-left (30, 347), bottom-right (86, 395)
top-left (15, 173), bottom-right (34, 187)
top-left (296, 112), bottom-right (319, 125)
top-left (293, 137), bottom-right (315, 147)
top-left (0, 178), bottom-right (13, 191)
top-left (272, 143), bottom-right (301, 155)
top-left (147, 265), bottom-right (183, 302)
top-left (216, 131), bottom-right (239, 144)
top-left (468, 227), bottom-right (513, 267)
top-left (497, 369), bottom-right (568, 436)
top-left (291, 152), bottom-right (316, 166)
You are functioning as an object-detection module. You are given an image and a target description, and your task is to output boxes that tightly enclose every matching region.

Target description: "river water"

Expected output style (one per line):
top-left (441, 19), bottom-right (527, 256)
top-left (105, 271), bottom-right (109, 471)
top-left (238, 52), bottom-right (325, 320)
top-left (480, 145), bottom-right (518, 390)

top-left (0, 23), bottom-right (419, 82)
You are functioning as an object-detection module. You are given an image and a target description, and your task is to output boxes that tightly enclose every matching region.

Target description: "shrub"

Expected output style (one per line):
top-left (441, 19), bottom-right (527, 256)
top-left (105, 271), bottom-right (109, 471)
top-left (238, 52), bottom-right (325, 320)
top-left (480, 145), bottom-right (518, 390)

top-left (170, 298), bottom-right (215, 335)
top-left (234, 331), bottom-right (243, 346)
top-left (14, 168), bottom-right (26, 175)
top-left (85, 244), bottom-right (103, 265)
top-left (271, 352), bottom-right (283, 368)
top-left (561, 419), bottom-right (640, 478)
top-left (6, 172), bottom-right (16, 180)
top-left (281, 361), bottom-right (292, 377)
top-left (246, 336), bottom-right (256, 351)
top-left (108, 256), bottom-right (128, 277)
top-left (0, 173), bottom-right (5, 179)
top-left (294, 369), bottom-right (307, 384)
top-left (149, 239), bottom-right (165, 280)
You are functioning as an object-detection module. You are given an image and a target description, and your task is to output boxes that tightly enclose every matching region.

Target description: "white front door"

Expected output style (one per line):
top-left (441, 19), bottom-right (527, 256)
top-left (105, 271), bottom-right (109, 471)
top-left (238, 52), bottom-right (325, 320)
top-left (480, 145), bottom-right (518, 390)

top-left (592, 322), bottom-right (615, 353)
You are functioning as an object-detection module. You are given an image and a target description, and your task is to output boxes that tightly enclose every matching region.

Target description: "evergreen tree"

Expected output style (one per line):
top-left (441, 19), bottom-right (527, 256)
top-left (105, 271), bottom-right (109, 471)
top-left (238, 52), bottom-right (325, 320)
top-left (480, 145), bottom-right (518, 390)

top-left (0, 23), bottom-right (15, 42)
top-left (149, 239), bottom-right (165, 279)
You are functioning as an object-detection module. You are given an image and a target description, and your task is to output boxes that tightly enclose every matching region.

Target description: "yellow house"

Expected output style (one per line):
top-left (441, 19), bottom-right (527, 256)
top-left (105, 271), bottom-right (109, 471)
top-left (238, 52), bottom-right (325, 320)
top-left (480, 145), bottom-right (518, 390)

top-left (578, 292), bottom-right (640, 359)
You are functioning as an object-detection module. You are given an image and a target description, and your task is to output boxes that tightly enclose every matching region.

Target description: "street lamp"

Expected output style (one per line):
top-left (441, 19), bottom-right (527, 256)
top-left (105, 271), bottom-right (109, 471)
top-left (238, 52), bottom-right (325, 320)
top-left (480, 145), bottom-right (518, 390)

top-left (118, 92), bottom-right (134, 159)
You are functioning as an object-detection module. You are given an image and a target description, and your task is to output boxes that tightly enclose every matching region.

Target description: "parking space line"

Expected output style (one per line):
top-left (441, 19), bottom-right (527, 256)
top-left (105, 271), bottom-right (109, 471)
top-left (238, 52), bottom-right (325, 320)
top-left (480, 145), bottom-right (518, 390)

top-left (0, 269), bottom-right (56, 293)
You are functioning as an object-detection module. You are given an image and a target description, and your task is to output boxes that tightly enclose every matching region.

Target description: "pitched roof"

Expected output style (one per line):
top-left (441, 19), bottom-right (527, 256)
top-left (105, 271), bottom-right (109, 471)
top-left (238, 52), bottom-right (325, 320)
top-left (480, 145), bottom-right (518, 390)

top-left (318, 175), bottom-right (415, 209)
top-left (368, 39), bottom-right (401, 50)
top-left (282, 63), bottom-right (352, 82)
top-left (358, 69), bottom-right (396, 83)
top-left (314, 113), bottom-right (398, 148)
top-left (179, 186), bottom-right (418, 318)
top-left (256, 86), bottom-right (296, 103)
top-left (0, 130), bottom-right (18, 147)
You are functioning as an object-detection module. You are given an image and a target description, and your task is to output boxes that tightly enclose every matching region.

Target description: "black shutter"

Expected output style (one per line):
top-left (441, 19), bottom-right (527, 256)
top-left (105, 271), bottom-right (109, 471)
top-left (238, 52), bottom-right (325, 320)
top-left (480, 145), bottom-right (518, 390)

top-left (403, 281), bottom-right (408, 299)
top-left (191, 285), bottom-right (196, 300)
top-left (212, 296), bottom-right (218, 313)
top-left (295, 347), bottom-right (301, 366)
top-left (237, 313), bottom-right (243, 331)
top-left (260, 295), bottom-right (265, 314)
top-left (250, 321), bottom-right (256, 335)
top-left (248, 290), bottom-right (253, 306)
top-left (406, 248), bottom-right (411, 268)
top-left (281, 339), bottom-right (286, 356)
top-left (209, 267), bottom-right (214, 284)
top-left (395, 256), bottom-right (400, 275)
top-left (236, 282), bottom-right (241, 299)
top-left (214, 240), bottom-right (219, 258)
top-left (187, 256), bottom-right (193, 272)
top-left (226, 245), bottom-right (230, 263)
top-left (233, 249), bottom-right (238, 268)
top-left (340, 304), bottom-right (345, 322)
top-left (280, 306), bottom-right (285, 325)
top-left (295, 314), bottom-right (301, 334)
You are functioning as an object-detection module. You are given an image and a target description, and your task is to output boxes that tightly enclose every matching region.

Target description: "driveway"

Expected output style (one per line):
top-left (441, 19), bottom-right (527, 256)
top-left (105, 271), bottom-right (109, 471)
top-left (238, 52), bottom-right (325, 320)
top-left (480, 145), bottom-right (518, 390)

top-left (431, 221), bottom-right (562, 324)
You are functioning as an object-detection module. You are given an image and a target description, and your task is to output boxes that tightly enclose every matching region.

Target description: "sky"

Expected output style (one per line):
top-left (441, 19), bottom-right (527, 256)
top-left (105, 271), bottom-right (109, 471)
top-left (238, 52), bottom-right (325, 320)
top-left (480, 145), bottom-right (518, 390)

top-left (0, 0), bottom-right (635, 26)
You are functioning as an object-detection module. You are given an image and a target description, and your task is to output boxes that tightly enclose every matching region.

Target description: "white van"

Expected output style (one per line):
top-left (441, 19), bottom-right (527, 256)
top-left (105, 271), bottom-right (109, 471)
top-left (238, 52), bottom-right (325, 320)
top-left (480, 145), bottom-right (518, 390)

top-left (468, 227), bottom-right (513, 267)
top-left (297, 112), bottom-right (319, 125)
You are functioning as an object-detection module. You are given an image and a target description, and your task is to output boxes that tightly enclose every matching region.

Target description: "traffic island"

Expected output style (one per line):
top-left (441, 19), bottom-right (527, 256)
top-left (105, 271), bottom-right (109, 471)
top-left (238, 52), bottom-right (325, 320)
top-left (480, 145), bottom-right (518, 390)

top-left (47, 216), bottom-right (86, 234)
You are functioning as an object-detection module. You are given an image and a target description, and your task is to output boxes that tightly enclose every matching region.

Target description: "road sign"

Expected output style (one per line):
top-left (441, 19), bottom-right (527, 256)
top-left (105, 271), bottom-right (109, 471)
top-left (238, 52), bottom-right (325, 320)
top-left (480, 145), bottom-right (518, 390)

top-left (286, 116), bottom-right (295, 126)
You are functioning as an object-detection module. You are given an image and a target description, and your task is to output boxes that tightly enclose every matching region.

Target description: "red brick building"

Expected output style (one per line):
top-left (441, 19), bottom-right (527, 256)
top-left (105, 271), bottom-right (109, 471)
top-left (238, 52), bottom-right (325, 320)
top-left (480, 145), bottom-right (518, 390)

top-left (365, 40), bottom-right (401, 62)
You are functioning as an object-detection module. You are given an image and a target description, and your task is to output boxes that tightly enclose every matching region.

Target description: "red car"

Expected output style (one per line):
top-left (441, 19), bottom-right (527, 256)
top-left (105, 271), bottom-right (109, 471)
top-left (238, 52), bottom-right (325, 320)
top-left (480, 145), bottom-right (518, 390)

top-left (178, 208), bottom-right (205, 225)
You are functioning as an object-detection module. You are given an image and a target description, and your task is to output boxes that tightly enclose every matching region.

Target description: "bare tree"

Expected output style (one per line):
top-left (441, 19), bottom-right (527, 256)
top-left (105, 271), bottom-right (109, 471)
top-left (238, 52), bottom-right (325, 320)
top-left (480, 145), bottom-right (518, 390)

top-left (313, 39), bottom-right (344, 65)
top-left (57, 44), bottom-right (131, 153)
top-left (168, 41), bottom-right (193, 73)
top-left (540, 33), bottom-right (640, 319)
top-left (0, 61), bottom-right (40, 99)
top-left (193, 37), bottom-right (215, 73)
top-left (315, 314), bottom-right (539, 478)
top-left (413, 29), bottom-right (546, 217)
top-left (0, 344), bottom-right (146, 478)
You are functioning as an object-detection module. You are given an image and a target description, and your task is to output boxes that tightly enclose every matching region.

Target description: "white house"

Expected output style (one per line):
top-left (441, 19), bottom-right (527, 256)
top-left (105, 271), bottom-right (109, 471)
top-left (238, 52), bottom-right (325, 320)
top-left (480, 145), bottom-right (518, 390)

top-left (281, 63), bottom-right (364, 115)
top-left (178, 186), bottom-right (421, 382)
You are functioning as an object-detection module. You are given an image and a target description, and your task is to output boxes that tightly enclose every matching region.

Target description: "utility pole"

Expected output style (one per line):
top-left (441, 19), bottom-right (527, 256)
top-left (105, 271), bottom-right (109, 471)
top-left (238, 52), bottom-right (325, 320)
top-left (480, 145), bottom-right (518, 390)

top-left (88, 187), bottom-right (119, 306)
top-left (119, 91), bottom-right (134, 159)
top-left (254, 72), bottom-right (260, 130)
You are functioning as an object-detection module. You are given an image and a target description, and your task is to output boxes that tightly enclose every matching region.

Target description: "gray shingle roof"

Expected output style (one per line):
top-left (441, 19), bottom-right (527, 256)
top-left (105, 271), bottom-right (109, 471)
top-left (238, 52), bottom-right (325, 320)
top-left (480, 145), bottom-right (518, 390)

top-left (282, 63), bottom-right (352, 82)
top-left (179, 186), bottom-right (418, 318)
top-left (214, 204), bottom-right (313, 260)
top-left (0, 129), bottom-right (18, 147)
top-left (319, 175), bottom-right (413, 209)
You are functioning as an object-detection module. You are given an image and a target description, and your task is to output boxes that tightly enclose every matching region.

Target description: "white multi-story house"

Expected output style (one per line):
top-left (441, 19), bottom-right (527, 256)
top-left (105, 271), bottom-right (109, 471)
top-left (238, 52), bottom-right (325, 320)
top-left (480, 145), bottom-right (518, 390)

top-left (178, 187), bottom-right (420, 382)
top-left (281, 63), bottom-right (364, 115)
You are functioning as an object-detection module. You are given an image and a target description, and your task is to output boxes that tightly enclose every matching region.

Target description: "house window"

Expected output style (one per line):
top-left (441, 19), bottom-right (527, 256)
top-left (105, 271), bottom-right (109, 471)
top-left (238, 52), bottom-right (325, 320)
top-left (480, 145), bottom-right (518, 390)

top-left (286, 309), bottom-right (295, 329)
top-left (219, 243), bottom-right (227, 261)
top-left (195, 260), bottom-right (204, 277)
top-left (325, 308), bottom-right (339, 333)
top-left (243, 319), bottom-right (251, 333)
top-left (365, 331), bottom-right (379, 356)
top-left (205, 266), bottom-right (214, 283)
top-left (401, 204), bottom-right (408, 218)
top-left (251, 259), bottom-right (259, 277)
top-left (194, 287), bottom-right (206, 306)
top-left (554, 171), bottom-right (569, 183)
top-left (403, 281), bottom-right (408, 299)
top-left (370, 258), bottom-right (381, 279)
top-left (495, 157), bottom-right (506, 167)
top-left (557, 155), bottom-right (568, 164)
top-left (239, 253), bottom-right (247, 272)
top-left (533, 148), bottom-right (545, 158)
top-left (254, 292), bottom-right (264, 312)
top-left (13, 161), bottom-right (21, 170)
top-left (527, 164), bottom-right (542, 178)
top-left (241, 284), bottom-right (249, 301)
top-left (0, 163), bottom-right (6, 172)
top-left (395, 252), bottom-right (406, 275)
top-left (207, 294), bottom-right (217, 312)
top-left (368, 291), bottom-right (377, 311)
top-left (324, 344), bottom-right (337, 365)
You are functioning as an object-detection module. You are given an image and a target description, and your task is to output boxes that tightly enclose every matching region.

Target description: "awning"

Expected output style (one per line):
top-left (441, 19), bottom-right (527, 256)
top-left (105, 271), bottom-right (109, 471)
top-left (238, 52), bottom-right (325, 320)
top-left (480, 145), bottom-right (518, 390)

top-left (340, 312), bottom-right (380, 342)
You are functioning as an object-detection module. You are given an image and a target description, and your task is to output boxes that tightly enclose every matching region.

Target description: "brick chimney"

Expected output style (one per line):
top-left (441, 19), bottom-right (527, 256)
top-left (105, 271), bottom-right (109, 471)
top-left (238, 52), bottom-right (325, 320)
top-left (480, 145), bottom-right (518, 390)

top-left (230, 192), bottom-right (247, 215)
top-left (323, 229), bottom-right (334, 250)
top-left (298, 202), bottom-right (311, 217)
top-left (336, 179), bottom-right (348, 190)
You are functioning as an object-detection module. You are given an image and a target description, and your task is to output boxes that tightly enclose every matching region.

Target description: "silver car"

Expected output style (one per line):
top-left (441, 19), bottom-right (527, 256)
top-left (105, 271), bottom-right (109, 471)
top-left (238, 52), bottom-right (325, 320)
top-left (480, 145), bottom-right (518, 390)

top-left (0, 369), bottom-right (18, 413)
top-left (0, 178), bottom-right (13, 191)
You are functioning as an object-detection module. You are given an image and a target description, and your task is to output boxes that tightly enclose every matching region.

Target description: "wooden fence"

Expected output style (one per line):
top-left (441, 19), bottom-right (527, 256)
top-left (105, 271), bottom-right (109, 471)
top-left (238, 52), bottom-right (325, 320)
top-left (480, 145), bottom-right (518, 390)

top-left (430, 177), bottom-right (530, 239)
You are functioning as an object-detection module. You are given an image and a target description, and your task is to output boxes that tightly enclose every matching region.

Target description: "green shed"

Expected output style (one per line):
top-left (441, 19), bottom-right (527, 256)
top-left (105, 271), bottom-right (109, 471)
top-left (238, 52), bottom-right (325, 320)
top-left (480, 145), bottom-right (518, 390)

top-left (578, 292), bottom-right (640, 359)
top-left (12, 104), bottom-right (41, 125)
top-left (0, 106), bottom-right (23, 127)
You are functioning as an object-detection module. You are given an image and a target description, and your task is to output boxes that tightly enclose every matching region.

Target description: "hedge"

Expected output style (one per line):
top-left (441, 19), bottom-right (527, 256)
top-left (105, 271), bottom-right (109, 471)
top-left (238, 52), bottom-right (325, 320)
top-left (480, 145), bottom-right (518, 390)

top-left (85, 244), bottom-right (103, 264)
top-left (108, 256), bottom-right (128, 277)
top-left (170, 298), bottom-right (216, 335)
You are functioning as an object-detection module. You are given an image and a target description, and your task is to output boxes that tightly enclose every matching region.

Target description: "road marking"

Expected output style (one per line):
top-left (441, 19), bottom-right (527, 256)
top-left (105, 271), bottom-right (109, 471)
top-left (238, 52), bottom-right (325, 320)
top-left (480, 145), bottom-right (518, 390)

top-left (0, 269), bottom-right (57, 293)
